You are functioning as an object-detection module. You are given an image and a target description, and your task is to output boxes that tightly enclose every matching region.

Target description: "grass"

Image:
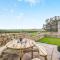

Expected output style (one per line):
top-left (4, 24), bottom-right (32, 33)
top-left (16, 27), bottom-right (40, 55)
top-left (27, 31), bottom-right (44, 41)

top-left (29, 32), bottom-right (37, 36)
top-left (38, 37), bottom-right (60, 46)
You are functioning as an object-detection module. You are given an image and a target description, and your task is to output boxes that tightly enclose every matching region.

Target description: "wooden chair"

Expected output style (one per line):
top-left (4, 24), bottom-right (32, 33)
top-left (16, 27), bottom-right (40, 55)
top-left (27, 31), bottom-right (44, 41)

top-left (0, 45), bottom-right (7, 57)
top-left (36, 45), bottom-right (47, 60)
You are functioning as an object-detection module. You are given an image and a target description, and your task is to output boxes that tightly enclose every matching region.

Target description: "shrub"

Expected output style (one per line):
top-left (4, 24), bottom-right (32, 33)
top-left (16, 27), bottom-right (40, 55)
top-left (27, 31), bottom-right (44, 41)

top-left (57, 46), bottom-right (60, 52)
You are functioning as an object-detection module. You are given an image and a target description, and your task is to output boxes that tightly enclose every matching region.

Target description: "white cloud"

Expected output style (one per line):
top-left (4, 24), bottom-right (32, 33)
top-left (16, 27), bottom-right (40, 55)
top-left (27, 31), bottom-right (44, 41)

top-left (17, 0), bottom-right (42, 7)
top-left (24, 0), bottom-right (41, 6)
top-left (16, 13), bottom-right (24, 20)
top-left (17, 0), bottom-right (22, 2)
top-left (10, 9), bottom-right (14, 13)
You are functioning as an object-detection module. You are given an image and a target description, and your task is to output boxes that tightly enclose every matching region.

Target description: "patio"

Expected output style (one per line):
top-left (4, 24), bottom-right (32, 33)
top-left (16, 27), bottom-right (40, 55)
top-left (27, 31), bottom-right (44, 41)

top-left (0, 39), bottom-right (59, 60)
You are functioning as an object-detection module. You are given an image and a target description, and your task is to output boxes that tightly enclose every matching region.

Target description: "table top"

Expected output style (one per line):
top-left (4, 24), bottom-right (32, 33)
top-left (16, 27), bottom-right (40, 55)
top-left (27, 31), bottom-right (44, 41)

top-left (6, 38), bottom-right (36, 50)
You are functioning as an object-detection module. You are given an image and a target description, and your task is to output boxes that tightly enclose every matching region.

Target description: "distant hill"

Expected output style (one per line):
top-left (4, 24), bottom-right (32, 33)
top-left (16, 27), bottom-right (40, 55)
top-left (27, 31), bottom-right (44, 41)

top-left (0, 29), bottom-right (42, 33)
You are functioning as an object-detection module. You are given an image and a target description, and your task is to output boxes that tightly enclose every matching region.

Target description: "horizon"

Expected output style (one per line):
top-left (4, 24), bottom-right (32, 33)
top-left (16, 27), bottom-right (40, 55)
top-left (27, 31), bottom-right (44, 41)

top-left (0, 0), bottom-right (60, 29)
top-left (0, 28), bottom-right (41, 30)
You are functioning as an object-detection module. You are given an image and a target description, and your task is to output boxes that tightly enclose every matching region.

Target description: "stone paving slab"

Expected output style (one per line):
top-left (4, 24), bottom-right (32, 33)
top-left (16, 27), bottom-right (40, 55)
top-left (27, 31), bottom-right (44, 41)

top-left (37, 43), bottom-right (60, 60)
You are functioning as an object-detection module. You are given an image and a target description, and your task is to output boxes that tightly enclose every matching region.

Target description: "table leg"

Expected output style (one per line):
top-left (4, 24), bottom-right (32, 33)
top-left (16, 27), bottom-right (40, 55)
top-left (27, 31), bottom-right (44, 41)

top-left (19, 50), bottom-right (24, 60)
top-left (20, 57), bottom-right (21, 60)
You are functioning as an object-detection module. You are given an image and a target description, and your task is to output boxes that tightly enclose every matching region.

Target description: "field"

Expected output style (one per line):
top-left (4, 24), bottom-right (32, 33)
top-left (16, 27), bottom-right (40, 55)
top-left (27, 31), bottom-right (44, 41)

top-left (0, 29), bottom-right (41, 33)
top-left (38, 37), bottom-right (60, 46)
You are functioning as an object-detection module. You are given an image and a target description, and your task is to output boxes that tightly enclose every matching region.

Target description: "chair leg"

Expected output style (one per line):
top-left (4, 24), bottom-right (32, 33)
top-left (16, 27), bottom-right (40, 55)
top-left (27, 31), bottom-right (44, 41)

top-left (20, 57), bottom-right (21, 60)
top-left (45, 56), bottom-right (47, 60)
top-left (31, 51), bottom-right (33, 59)
top-left (31, 47), bottom-right (33, 59)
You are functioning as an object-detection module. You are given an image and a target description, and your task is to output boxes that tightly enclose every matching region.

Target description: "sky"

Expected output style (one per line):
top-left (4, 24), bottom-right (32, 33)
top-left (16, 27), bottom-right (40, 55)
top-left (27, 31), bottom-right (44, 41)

top-left (0, 0), bottom-right (60, 29)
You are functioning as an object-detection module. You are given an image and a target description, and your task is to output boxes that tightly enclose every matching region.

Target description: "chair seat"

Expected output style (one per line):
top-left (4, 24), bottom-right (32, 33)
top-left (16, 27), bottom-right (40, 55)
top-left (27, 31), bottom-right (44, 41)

top-left (35, 44), bottom-right (47, 56)
top-left (32, 58), bottom-right (41, 60)
top-left (38, 46), bottom-right (47, 56)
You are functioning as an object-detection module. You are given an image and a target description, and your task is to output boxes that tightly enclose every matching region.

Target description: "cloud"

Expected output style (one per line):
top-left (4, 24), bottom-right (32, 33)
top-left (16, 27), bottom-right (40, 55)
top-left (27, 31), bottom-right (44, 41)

top-left (24, 0), bottom-right (41, 6)
top-left (17, 0), bottom-right (42, 7)
top-left (10, 9), bottom-right (14, 13)
top-left (16, 13), bottom-right (24, 20)
top-left (17, 0), bottom-right (22, 2)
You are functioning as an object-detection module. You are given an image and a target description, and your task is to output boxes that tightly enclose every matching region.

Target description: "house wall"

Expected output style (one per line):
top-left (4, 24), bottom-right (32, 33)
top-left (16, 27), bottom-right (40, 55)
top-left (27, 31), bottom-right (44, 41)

top-left (58, 21), bottom-right (60, 33)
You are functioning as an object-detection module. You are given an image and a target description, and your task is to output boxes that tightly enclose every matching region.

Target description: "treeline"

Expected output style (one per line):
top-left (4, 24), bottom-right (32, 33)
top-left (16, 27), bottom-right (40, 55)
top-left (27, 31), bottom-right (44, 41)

top-left (0, 29), bottom-right (40, 33)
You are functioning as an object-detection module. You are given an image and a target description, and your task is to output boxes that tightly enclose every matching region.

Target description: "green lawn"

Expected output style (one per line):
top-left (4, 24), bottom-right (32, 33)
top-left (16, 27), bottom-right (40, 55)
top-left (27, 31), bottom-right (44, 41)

top-left (29, 32), bottom-right (37, 36)
top-left (38, 37), bottom-right (60, 46)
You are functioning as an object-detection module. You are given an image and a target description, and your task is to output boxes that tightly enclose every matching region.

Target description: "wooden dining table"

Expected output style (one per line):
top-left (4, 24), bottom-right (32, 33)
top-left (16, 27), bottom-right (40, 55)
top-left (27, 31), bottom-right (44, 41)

top-left (6, 38), bottom-right (36, 60)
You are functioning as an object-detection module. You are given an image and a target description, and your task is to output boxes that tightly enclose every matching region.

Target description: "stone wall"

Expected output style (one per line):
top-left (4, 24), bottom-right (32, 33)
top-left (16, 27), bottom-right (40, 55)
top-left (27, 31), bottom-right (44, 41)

top-left (0, 32), bottom-right (45, 46)
top-left (44, 32), bottom-right (60, 38)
